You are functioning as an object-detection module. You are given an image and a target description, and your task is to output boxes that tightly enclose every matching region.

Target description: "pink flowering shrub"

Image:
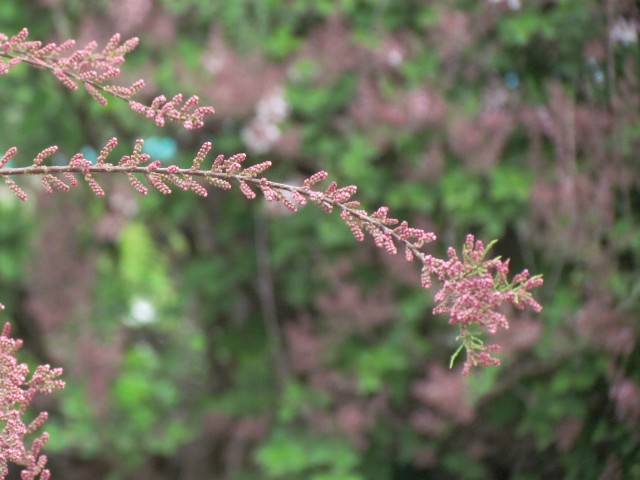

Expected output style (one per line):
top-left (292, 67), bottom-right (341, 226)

top-left (0, 25), bottom-right (543, 478)
top-left (0, 314), bottom-right (64, 480)
top-left (421, 236), bottom-right (543, 374)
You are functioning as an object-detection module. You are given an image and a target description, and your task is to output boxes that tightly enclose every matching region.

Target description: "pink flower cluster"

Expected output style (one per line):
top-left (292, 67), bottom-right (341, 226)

top-left (129, 94), bottom-right (214, 129)
top-left (0, 29), bottom-right (214, 130)
top-left (0, 322), bottom-right (65, 480)
top-left (0, 28), bottom-right (139, 92)
top-left (420, 235), bottom-right (543, 374)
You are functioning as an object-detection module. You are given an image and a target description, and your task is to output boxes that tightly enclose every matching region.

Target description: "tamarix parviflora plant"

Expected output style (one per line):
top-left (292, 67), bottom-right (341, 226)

top-left (0, 28), bottom-right (542, 479)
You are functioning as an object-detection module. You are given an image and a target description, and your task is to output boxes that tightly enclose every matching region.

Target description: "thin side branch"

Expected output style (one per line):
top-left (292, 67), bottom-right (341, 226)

top-left (0, 28), bottom-right (214, 129)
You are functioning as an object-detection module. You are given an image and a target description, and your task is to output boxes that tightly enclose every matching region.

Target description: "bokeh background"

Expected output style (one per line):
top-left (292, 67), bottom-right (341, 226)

top-left (1, 1), bottom-right (640, 479)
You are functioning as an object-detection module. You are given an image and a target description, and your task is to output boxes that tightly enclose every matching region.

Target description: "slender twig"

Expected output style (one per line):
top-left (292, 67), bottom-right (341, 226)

top-left (254, 211), bottom-right (290, 389)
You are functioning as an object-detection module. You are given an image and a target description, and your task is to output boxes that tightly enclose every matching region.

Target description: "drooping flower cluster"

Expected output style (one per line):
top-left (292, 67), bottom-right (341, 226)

top-left (0, 149), bottom-right (543, 375)
top-left (0, 27), bottom-right (544, 378)
top-left (0, 318), bottom-right (65, 480)
top-left (420, 235), bottom-right (543, 374)
top-left (0, 28), bottom-right (214, 129)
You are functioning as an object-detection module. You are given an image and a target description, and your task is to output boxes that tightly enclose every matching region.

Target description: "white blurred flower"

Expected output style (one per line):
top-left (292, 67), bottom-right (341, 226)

top-left (256, 89), bottom-right (290, 123)
top-left (610, 18), bottom-right (637, 45)
top-left (241, 120), bottom-right (281, 154)
top-left (242, 88), bottom-right (289, 154)
top-left (488, 0), bottom-right (521, 10)
top-left (386, 47), bottom-right (404, 68)
top-left (125, 298), bottom-right (156, 326)
top-left (201, 51), bottom-right (225, 75)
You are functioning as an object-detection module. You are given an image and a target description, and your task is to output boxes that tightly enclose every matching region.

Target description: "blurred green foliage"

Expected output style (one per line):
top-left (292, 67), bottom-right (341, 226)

top-left (1, 0), bottom-right (640, 479)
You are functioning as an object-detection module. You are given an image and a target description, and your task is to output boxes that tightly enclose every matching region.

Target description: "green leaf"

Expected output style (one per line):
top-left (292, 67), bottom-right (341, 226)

top-left (257, 430), bottom-right (360, 476)
top-left (498, 11), bottom-right (555, 46)
top-left (265, 26), bottom-right (302, 59)
top-left (354, 339), bottom-right (409, 394)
